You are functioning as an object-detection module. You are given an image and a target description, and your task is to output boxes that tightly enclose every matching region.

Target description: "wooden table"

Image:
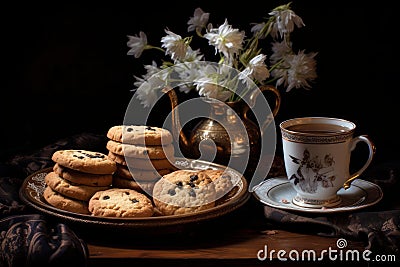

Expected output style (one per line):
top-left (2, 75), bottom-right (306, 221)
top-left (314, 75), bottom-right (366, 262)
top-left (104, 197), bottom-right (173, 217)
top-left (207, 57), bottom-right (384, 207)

top-left (77, 197), bottom-right (370, 267)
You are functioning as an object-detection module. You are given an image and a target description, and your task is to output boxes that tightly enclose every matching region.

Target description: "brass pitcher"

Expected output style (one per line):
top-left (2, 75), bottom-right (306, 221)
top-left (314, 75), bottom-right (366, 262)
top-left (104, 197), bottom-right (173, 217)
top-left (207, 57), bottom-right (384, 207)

top-left (163, 85), bottom-right (281, 179)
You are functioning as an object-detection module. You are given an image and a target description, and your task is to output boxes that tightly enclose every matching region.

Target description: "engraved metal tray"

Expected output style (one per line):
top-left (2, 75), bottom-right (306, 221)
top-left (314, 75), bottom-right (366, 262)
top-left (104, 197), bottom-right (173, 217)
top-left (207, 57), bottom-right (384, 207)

top-left (19, 158), bottom-right (250, 232)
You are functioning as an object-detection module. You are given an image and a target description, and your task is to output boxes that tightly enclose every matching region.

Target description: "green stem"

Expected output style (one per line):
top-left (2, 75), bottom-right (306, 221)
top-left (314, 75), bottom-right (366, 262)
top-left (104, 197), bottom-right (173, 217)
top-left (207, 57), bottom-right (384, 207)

top-left (146, 45), bottom-right (165, 53)
top-left (196, 28), bottom-right (204, 38)
top-left (269, 58), bottom-right (285, 72)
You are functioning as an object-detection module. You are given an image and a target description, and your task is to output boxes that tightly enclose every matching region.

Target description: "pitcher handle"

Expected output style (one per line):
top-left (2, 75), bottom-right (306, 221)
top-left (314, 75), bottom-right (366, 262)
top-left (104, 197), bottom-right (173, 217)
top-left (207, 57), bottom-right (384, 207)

top-left (248, 84), bottom-right (281, 135)
top-left (343, 135), bottom-right (376, 189)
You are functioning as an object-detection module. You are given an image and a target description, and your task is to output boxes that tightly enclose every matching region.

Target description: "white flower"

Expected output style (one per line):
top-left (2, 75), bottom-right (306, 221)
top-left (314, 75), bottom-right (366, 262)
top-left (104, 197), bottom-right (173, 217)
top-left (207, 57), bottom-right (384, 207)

top-left (240, 54), bottom-right (270, 83)
top-left (270, 41), bottom-right (293, 64)
top-left (196, 81), bottom-right (232, 101)
top-left (133, 61), bottom-right (161, 88)
top-left (187, 7), bottom-right (209, 33)
top-left (127, 31), bottom-right (147, 58)
top-left (134, 81), bottom-right (159, 108)
top-left (161, 29), bottom-right (188, 61)
top-left (133, 61), bottom-right (170, 107)
top-left (269, 5), bottom-right (305, 40)
top-left (175, 62), bottom-right (202, 91)
top-left (203, 19), bottom-right (245, 64)
top-left (194, 64), bottom-right (233, 101)
top-left (182, 47), bottom-right (203, 62)
top-left (250, 22), bottom-right (266, 38)
top-left (273, 50), bottom-right (318, 92)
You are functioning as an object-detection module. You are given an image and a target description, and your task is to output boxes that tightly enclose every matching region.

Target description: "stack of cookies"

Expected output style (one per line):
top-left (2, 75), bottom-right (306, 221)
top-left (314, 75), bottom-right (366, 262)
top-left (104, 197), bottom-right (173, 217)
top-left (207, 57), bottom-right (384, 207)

top-left (43, 149), bottom-right (117, 214)
top-left (106, 125), bottom-right (176, 195)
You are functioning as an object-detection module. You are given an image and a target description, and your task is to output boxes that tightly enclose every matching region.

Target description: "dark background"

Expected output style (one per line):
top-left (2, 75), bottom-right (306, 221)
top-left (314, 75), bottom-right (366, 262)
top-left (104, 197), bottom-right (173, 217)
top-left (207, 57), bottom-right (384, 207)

top-left (1, 0), bottom-right (398, 169)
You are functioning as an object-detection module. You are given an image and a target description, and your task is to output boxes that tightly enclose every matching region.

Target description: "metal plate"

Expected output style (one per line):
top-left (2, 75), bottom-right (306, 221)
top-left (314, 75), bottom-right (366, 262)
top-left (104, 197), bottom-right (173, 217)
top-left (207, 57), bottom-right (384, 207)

top-left (19, 158), bottom-right (250, 232)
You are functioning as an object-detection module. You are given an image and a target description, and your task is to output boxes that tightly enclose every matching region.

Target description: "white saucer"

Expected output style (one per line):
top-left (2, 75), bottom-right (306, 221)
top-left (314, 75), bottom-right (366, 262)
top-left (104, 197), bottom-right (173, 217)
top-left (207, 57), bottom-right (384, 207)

top-left (252, 177), bottom-right (383, 214)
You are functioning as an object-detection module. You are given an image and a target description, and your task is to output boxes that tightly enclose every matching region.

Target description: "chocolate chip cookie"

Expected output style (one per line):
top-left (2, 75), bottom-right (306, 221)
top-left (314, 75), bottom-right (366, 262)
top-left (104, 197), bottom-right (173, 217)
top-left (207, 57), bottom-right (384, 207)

top-left (53, 163), bottom-right (113, 187)
top-left (88, 188), bottom-right (154, 218)
top-left (43, 186), bottom-right (90, 214)
top-left (107, 125), bottom-right (173, 146)
top-left (152, 170), bottom-right (216, 215)
top-left (51, 149), bottom-right (117, 174)
top-left (45, 171), bottom-right (110, 201)
top-left (106, 140), bottom-right (175, 159)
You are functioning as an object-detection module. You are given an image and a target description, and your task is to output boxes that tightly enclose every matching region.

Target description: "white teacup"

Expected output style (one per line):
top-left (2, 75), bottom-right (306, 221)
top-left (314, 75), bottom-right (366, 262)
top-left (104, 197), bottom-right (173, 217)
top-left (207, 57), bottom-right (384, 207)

top-left (280, 117), bottom-right (376, 208)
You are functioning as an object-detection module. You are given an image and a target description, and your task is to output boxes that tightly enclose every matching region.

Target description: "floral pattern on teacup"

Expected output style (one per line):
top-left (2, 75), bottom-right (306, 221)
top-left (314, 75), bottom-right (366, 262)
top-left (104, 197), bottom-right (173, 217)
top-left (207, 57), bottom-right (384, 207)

top-left (289, 149), bottom-right (336, 194)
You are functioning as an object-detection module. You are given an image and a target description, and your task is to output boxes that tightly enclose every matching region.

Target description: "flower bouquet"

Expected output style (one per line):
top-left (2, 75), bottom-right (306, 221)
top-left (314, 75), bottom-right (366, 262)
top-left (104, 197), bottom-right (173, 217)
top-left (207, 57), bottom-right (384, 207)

top-left (126, 2), bottom-right (317, 108)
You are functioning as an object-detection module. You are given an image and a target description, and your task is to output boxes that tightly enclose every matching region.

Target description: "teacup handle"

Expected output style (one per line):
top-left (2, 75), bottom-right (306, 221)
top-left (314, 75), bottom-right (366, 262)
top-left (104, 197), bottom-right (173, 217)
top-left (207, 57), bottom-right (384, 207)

top-left (343, 135), bottom-right (376, 189)
top-left (248, 84), bottom-right (281, 135)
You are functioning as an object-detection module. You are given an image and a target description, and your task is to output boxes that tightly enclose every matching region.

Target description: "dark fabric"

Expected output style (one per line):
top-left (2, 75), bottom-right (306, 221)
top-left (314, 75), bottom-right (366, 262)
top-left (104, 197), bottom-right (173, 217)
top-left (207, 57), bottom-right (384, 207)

top-left (0, 214), bottom-right (88, 267)
top-left (263, 160), bottom-right (400, 257)
top-left (264, 207), bottom-right (400, 256)
top-left (0, 132), bottom-right (107, 267)
top-left (6, 132), bottom-right (108, 177)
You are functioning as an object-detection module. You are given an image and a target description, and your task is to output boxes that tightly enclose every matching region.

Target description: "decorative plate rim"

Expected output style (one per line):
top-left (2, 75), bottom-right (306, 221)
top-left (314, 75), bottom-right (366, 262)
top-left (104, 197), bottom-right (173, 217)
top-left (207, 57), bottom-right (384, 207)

top-left (19, 158), bottom-right (250, 229)
top-left (252, 176), bottom-right (383, 214)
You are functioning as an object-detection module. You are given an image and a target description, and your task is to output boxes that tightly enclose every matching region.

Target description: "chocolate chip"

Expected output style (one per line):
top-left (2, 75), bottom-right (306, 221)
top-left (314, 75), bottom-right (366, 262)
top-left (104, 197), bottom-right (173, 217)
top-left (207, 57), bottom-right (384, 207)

top-left (142, 150), bottom-right (148, 155)
top-left (190, 174), bottom-right (198, 181)
top-left (83, 152), bottom-right (105, 159)
top-left (146, 126), bottom-right (156, 131)
top-left (189, 189), bottom-right (196, 197)
top-left (131, 198), bottom-right (139, 203)
top-left (188, 181), bottom-right (195, 188)
top-left (75, 151), bottom-right (105, 159)
top-left (176, 181), bottom-right (183, 187)
top-left (103, 196), bottom-right (110, 200)
top-left (127, 127), bottom-right (133, 132)
top-left (125, 191), bottom-right (130, 195)
top-left (221, 174), bottom-right (230, 179)
top-left (168, 189), bottom-right (176, 196)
